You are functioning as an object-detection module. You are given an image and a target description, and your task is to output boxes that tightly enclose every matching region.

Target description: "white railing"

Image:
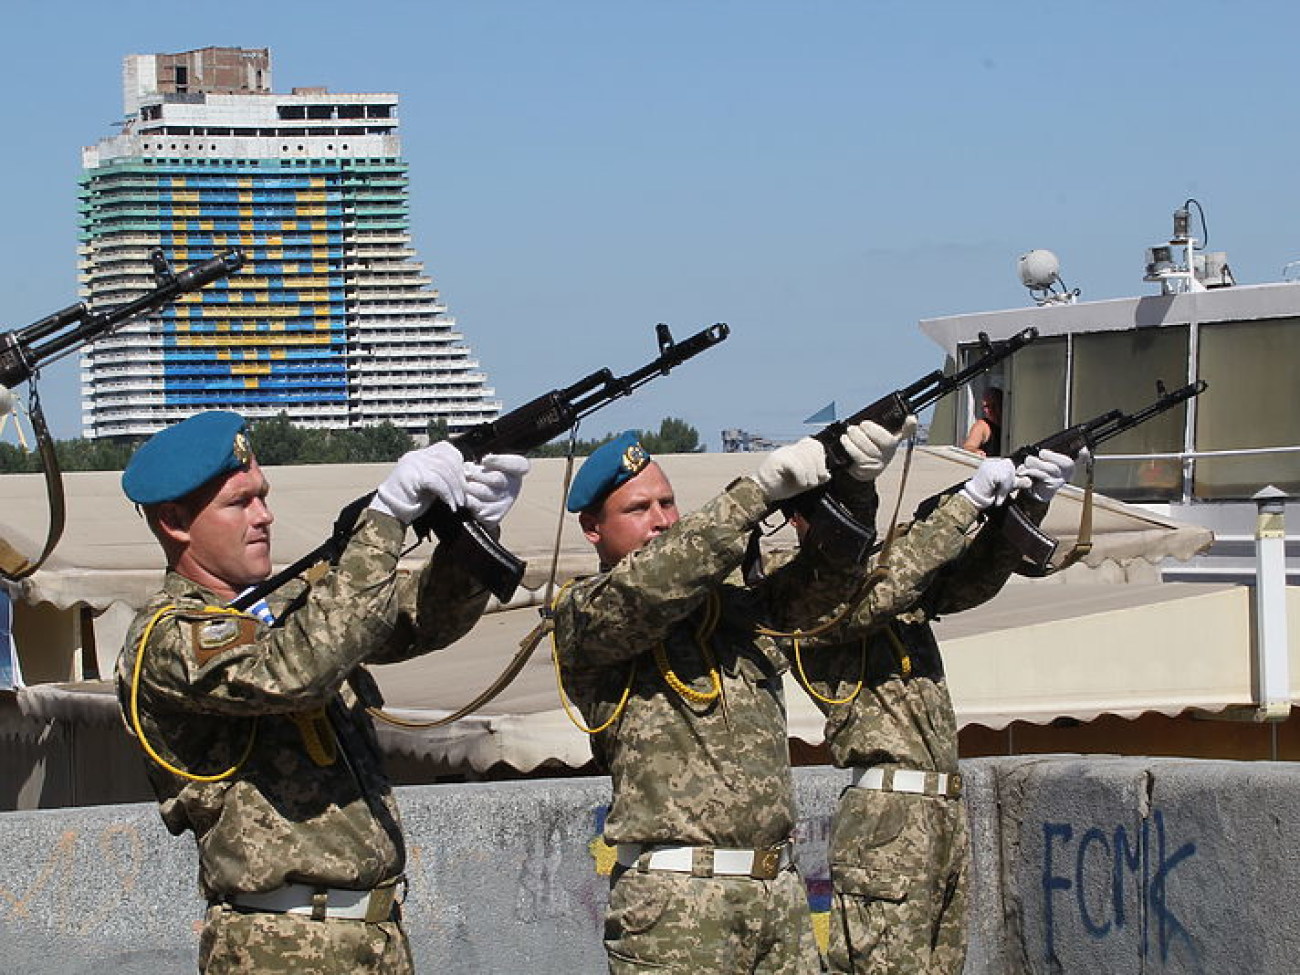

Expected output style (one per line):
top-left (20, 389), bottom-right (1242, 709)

top-left (1096, 445), bottom-right (1300, 462)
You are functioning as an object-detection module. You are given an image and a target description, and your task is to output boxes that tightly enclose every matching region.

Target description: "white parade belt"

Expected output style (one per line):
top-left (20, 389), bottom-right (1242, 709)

top-left (851, 766), bottom-right (963, 798)
top-left (616, 842), bottom-right (792, 879)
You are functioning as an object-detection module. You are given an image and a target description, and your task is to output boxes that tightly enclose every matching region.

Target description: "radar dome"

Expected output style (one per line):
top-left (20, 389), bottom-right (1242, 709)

top-left (1018, 249), bottom-right (1061, 290)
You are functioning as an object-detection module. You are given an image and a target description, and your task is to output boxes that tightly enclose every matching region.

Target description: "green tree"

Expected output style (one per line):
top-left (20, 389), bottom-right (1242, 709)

top-left (641, 417), bottom-right (701, 454)
top-left (525, 419), bottom-right (701, 458)
top-left (247, 413), bottom-right (309, 465)
top-left (297, 430), bottom-right (347, 465)
top-left (0, 413), bottom-right (704, 473)
top-left (526, 431), bottom-right (618, 459)
top-left (0, 441), bottom-right (35, 473)
top-left (351, 423), bottom-right (413, 462)
top-left (55, 437), bottom-right (136, 471)
top-left (425, 416), bottom-right (449, 444)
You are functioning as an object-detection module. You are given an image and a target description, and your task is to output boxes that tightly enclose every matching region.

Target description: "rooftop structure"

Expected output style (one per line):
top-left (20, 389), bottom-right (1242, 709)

top-left (921, 202), bottom-right (1300, 583)
top-left (79, 47), bottom-right (500, 438)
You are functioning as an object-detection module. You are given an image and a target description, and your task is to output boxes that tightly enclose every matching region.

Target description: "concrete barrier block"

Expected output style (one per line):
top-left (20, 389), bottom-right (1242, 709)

top-left (1144, 757), bottom-right (1300, 973)
top-left (0, 769), bottom-right (856, 973)
top-left (398, 777), bottom-right (612, 971)
top-left (0, 802), bottom-right (196, 974)
top-left (960, 757), bottom-right (1008, 975)
top-left (10, 756), bottom-right (1300, 974)
top-left (985, 754), bottom-right (1300, 975)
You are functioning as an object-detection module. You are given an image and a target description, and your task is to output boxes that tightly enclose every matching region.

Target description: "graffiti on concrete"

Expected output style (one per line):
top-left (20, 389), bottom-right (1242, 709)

top-left (0, 824), bottom-right (143, 935)
top-left (1041, 809), bottom-right (1198, 966)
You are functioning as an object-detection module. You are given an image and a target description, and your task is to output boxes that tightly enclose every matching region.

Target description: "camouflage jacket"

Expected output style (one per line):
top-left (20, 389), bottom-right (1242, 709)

top-left (788, 492), bottom-right (1047, 773)
top-left (115, 510), bottom-right (490, 902)
top-left (554, 476), bottom-right (874, 849)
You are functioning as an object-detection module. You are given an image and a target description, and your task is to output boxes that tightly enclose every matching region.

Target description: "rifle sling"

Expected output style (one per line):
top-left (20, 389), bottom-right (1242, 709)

top-left (1052, 457), bottom-right (1096, 572)
top-left (872, 436), bottom-right (915, 579)
top-left (0, 394), bottom-right (66, 582)
top-left (367, 595), bottom-right (553, 731)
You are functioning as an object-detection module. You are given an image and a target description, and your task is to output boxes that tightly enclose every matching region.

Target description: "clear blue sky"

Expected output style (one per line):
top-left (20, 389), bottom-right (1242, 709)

top-left (3, 0), bottom-right (1297, 447)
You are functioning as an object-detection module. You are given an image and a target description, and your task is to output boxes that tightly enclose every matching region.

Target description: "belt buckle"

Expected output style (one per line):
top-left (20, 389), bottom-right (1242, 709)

top-left (751, 846), bottom-right (783, 880)
top-left (364, 886), bottom-right (393, 923)
top-left (364, 875), bottom-right (406, 923)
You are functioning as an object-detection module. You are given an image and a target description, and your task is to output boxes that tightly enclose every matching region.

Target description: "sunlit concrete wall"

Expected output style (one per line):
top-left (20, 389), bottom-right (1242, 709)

top-left (2, 757), bottom-right (1299, 973)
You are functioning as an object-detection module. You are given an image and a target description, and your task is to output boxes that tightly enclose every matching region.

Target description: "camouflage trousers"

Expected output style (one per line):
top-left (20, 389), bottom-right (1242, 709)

top-left (605, 862), bottom-right (821, 974)
top-left (825, 784), bottom-right (969, 975)
top-left (198, 903), bottom-right (414, 974)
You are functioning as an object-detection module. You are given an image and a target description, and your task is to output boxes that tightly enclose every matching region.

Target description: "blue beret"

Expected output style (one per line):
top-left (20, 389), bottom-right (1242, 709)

top-left (566, 430), bottom-right (652, 512)
top-left (122, 411), bottom-right (254, 505)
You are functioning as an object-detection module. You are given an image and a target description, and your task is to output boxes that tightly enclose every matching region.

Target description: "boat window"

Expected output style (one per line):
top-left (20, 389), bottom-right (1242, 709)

top-left (926, 355), bottom-right (958, 447)
top-left (1072, 325), bottom-right (1190, 501)
top-left (1004, 336), bottom-right (1068, 453)
top-left (1195, 318), bottom-right (1300, 499)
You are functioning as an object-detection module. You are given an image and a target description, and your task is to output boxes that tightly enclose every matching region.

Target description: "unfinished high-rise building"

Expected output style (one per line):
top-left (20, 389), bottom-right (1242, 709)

top-left (79, 46), bottom-right (499, 438)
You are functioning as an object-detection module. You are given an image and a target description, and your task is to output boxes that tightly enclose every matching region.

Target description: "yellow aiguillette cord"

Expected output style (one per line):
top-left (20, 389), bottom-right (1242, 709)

top-left (652, 590), bottom-right (723, 707)
top-left (129, 605), bottom-right (258, 783)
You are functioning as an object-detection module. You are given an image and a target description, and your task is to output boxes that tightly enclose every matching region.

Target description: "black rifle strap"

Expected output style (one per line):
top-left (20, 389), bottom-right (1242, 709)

top-left (741, 525), bottom-right (767, 587)
top-left (0, 382), bottom-right (66, 582)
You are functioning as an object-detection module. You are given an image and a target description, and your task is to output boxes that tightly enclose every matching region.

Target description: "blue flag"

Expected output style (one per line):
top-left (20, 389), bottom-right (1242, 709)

top-left (803, 401), bottom-right (836, 424)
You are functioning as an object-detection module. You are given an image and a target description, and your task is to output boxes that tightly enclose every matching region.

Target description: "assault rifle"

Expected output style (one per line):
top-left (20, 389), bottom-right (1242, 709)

top-left (231, 322), bottom-right (731, 609)
top-left (0, 248), bottom-right (244, 583)
top-left (791, 326), bottom-right (1039, 563)
top-left (996, 378), bottom-right (1208, 570)
top-left (1, 248), bottom-right (244, 389)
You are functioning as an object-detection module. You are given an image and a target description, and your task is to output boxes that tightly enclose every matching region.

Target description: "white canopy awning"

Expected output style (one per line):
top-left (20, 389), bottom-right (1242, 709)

top-left (0, 447), bottom-right (1212, 612)
top-left (17, 579), bottom-right (1294, 772)
top-left (3, 448), bottom-right (1230, 773)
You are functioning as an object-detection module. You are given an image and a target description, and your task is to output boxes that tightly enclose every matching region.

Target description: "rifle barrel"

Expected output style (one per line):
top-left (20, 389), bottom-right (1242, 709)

top-left (18, 303), bottom-right (88, 346)
top-left (570, 323), bottom-right (730, 419)
top-left (1087, 380), bottom-right (1208, 451)
top-left (3, 250), bottom-right (244, 389)
top-left (907, 326), bottom-right (1040, 415)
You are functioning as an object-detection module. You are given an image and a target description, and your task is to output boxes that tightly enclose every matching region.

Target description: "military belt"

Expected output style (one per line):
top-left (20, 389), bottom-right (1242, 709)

top-left (852, 766), bottom-right (962, 799)
top-left (225, 876), bottom-right (404, 922)
top-left (616, 842), bottom-right (792, 880)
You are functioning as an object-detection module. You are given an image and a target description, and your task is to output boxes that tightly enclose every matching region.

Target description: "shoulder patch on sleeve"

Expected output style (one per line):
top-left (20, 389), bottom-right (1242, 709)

top-left (188, 615), bottom-right (258, 667)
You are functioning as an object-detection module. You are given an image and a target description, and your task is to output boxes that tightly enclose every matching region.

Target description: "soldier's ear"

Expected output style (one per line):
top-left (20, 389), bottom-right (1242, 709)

top-left (578, 509), bottom-right (601, 546)
top-left (155, 500), bottom-right (193, 543)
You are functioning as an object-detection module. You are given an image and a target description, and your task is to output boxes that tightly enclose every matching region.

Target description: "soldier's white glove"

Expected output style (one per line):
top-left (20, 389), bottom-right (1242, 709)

top-left (1018, 448), bottom-right (1079, 503)
top-left (959, 457), bottom-right (1029, 511)
top-left (464, 454), bottom-right (531, 527)
top-left (752, 437), bottom-right (830, 502)
top-left (370, 441), bottom-right (467, 524)
top-left (840, 415), bottom-right (918, 482)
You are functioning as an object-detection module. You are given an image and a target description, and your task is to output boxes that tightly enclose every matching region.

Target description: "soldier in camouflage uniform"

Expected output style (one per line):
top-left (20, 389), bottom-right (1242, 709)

top-left (113, 410), bottom-right (529, 974)
top-left (552, 420), bottom-right (916, 974)
top-left (786, 449), bottom-right (1075, 974)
